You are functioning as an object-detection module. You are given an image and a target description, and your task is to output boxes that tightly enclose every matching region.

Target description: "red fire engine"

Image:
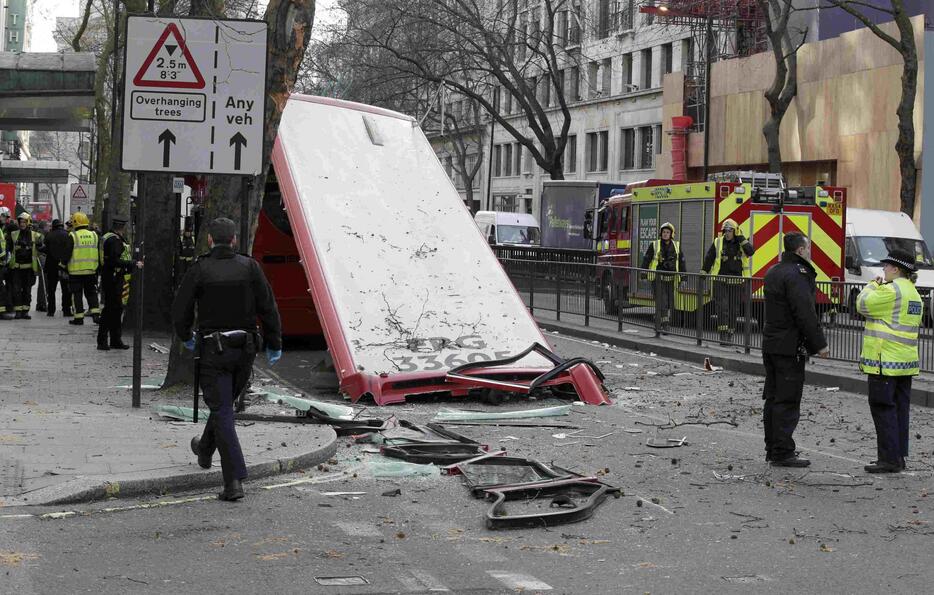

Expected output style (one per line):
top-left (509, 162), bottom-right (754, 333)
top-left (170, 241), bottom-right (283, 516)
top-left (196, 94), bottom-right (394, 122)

top-left (589, 172), bottom-right (847, 317)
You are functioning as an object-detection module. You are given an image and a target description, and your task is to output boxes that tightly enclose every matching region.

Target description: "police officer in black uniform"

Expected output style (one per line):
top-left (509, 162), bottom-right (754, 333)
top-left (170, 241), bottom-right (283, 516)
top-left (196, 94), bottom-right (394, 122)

top-left (43, 219), bottom-right (73, 317)
top-left (761, 232), bottom-right (829, 467)
top-left (98, 216), bottom-right (140, 350)
top-left (172, 217), bottom-right (282, 501)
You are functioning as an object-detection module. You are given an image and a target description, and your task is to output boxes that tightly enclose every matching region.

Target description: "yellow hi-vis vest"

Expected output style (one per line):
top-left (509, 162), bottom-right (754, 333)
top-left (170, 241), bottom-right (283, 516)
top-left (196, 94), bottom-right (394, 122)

top-left (68, 228), bottom-right (100, 276)
top-left (647, 239), bottom-right (680, 282)
top-left (857, 277), bottom-right (922, 376)
top-left (101, 232), bottom-right (132, 306)
top-left (9, 229), bottom-right (40, 272)
top-left (708, 235), bottom-right (750, 278)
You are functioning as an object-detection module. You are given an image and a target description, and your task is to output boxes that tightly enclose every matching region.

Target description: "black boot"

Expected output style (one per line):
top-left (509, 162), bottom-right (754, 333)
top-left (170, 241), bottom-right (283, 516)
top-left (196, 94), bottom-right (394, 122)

top-left (46, 310), bottom-right (55, 317)
top-left (21, 313), bottom-right (31, 320)
top-left (864, 461), bottom-right (901, 474)
top-left (771, 456), bottom-right (811, 468)
top-left (190, 437), bottom-right (212, 469)
top-left (110, 341), bottom-right (131, 350)
top-left (97, 343), bottom-right (110, 351)
top-left (218, 479), bottom-right (244, 501)
top-left (69, 318), bottom-right (83, 325)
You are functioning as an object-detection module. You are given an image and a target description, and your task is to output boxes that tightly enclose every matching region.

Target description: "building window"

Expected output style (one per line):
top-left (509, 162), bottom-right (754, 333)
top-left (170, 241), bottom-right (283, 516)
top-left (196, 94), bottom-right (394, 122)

top-left (641, 48), bottom-right (653, 89)
top-left (467, 154), bottom-right (479, 187)
top-left (662, 43), bottom-right (673, 75)
top-left (655, 124), bottom-right (663, 155)
top-left (555, 11), bottom-right (567, 47)
top-left (682, 38), bottom-right (694, 75)
top-left (504, 143), bottom-right (513, 176)
top-left (639, 126), bottom-right (654, 169)
top-left (444, 155), bottom-right (454, 180)
top-left (569, 66), bottom-right (580, 101)
top-left (494, 145), bottom-right (503, 177)
top-left (524, 147), bottom-right (534, 174)
top-left (618, 0), bottom-right (634, 30)
top-left (588, 62), bottom-right (599, 98)
top-left (586, 131), bottom-right (608, 173)
top-left (556, 69), bottom-right (565, 102)
top-left (503, 90), bottom-right (512, 115)
top-left (601, 58), bottom-right (612, 94)
top-left (539, 75), bottom-right (551, 107)
top-left (621, 54), bottom-right (633, 91)
top-left (568, 1), bottom-right (582, 45)
top-left (514, 142), bottom-right (523, 173)
top-left (597, 0), bottom-right (611, 38)
top-left (565, 134), bottom-right (577, 174)
top-left (620, 128), bottom-right (635, 170)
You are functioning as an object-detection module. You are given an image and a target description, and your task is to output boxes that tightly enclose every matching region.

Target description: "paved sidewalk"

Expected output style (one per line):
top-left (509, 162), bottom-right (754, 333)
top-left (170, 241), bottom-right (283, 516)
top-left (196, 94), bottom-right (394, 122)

top-left (0, 311), bottom-right (337, 507)
top-left (533, 311), bottom-right (934, 408)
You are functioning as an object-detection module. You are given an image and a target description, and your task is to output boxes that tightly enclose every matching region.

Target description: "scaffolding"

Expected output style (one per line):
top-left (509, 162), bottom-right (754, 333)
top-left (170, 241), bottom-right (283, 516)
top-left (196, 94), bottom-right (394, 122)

top-left (644, 0), bottom-right (768, 132)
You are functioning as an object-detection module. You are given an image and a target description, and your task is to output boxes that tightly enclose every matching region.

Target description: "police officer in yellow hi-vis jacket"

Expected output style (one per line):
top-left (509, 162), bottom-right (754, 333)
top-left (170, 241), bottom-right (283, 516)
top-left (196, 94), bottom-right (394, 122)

top-left (856, 249), bottom-right (922, 474)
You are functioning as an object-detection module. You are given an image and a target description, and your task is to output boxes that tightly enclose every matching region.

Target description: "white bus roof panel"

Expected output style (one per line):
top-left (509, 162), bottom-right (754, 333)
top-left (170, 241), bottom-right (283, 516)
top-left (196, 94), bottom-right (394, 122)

top-left (272, 96), bottom-right (556, 399)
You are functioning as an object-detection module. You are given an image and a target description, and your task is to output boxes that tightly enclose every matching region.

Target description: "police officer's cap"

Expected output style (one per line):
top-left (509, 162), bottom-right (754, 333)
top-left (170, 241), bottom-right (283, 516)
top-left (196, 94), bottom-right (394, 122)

top-left (112, 214), bottom-right (129, 225)
top-left (879, 249), bottom-right (918, 273)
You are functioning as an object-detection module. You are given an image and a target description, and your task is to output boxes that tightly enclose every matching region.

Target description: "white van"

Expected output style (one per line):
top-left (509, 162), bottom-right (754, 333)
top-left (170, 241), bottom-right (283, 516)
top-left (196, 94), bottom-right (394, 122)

top-left (845, 207), bottom-right (934, 315)
top-left (474, 211), bottom-right (541, 246)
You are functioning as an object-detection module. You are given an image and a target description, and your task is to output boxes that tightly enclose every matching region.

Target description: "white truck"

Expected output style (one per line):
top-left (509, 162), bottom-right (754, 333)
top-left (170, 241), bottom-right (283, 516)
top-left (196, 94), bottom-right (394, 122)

top-left (845, 207), bottom-right (934, 318)
top-left (474, 211), bottom-right (541, 246)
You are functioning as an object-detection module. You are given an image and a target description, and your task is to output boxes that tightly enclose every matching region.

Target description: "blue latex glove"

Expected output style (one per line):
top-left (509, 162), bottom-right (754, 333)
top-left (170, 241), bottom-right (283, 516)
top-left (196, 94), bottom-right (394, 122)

top-left (266, 348), bottom-right (282, 365)
top-left (183, 335), bottom-right (196, 351)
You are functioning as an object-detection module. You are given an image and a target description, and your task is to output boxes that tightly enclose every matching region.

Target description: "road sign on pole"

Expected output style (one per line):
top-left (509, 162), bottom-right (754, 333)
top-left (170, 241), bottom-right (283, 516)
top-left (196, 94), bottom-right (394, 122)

top-left (69, 183), bottom-right (95, 213)
top-left (121, 16), bottom-right (268, 175)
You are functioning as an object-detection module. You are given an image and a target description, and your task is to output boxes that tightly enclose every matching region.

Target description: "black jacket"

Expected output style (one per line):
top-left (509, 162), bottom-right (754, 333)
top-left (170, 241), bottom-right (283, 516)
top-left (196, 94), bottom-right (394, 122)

top-left (171, 244), bottom-right (282, 350)
top-left (762, 252), bottom-right (827, 356)
top-left (101, 232), bottom-right (132, 274)
top-left (44, 228), bottom-right (72, 264)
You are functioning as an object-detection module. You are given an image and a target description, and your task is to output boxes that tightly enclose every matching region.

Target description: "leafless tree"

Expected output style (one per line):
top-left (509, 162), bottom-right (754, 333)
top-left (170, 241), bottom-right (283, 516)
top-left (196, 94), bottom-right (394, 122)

top-left (758, 0), bottom-right (807, 174)
top-left (822, 0), bottom-right (919, 215)
top-left (323, 0), bottom-right (610, 180)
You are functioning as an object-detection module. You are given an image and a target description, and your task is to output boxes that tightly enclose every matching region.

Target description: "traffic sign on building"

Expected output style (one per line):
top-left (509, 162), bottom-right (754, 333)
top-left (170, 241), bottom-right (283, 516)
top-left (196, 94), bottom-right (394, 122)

top-left (70, 183), bottom-right (95, 213)
top-left (121, 16), bottom-right (268, 175)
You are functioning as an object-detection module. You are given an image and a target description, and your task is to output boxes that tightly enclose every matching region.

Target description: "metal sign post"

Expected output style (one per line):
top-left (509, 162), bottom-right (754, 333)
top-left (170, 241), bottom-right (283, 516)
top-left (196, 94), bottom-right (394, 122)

top-left (120, 14), bottom-right (268, 408)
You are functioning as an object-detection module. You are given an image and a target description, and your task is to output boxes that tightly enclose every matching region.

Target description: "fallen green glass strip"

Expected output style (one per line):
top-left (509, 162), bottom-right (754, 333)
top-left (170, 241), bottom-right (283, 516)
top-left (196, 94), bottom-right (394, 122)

top-left (365, 459), bottom-right (440, 478)
top-left (152, 405), bottom-right (207, 422)
top-left (432, 405), bottom-right (571, 422)
top-left (257, 390), bottom-right (355, 419)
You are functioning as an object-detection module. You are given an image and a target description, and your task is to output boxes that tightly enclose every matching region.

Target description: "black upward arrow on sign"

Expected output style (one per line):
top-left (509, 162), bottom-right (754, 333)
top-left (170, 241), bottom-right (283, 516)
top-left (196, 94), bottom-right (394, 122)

top-left (158, 129), bottom-right (176, 167)
top-left (230, 132), bottom-right (247, 171)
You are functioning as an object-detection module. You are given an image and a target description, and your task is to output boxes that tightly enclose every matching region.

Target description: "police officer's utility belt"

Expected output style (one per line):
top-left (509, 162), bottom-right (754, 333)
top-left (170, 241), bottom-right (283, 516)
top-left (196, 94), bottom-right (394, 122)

top-left (198, 329), bottom-right (259, 353)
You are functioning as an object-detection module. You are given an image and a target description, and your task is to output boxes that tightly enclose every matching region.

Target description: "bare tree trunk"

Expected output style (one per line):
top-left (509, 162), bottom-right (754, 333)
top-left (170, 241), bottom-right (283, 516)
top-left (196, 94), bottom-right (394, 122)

top-left (163, 0), bottom-right (316, 387)
top-left (893, 12), bottom-right (918, 215)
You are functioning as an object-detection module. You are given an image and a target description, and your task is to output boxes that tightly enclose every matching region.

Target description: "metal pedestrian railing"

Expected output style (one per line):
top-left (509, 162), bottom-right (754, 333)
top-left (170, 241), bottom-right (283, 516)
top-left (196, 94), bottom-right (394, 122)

top-left (497, 257), bottom-right (934, 373)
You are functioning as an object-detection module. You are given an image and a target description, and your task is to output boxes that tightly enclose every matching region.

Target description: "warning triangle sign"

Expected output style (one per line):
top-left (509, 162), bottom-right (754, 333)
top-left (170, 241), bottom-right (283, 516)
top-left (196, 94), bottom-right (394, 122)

top-left (133, 23), bottom-right (206, 89)
top-left (72, 185), bottom-right (87, 199)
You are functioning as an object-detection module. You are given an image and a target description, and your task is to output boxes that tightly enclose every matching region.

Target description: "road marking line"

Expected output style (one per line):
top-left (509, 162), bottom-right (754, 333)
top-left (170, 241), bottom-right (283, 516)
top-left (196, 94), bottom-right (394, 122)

top-left (398, 569), bottom-right (450, 592)
top-left (487, 571), bottom-right (552, 591)
top-left (35, 495), bottom-right (216, 521)
top-left (335, 521), bottom-right (382, 537)
top-left (0, 514), bottom-right (35, 519)
top-left (263, 470), bottom-right (354, 489)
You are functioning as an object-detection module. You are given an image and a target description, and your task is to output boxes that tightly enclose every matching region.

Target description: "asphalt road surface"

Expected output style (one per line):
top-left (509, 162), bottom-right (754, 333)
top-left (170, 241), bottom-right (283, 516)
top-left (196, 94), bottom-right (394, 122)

top-left (3, 334), bottom-right (933, 594)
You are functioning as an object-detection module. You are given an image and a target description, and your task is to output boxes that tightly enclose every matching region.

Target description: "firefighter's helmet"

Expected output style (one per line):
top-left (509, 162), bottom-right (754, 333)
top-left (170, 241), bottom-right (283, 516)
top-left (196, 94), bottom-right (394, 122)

top-left (721, 218), bottom-right (738, 232)
top-left (659, 221), bottom-right (676, 237)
